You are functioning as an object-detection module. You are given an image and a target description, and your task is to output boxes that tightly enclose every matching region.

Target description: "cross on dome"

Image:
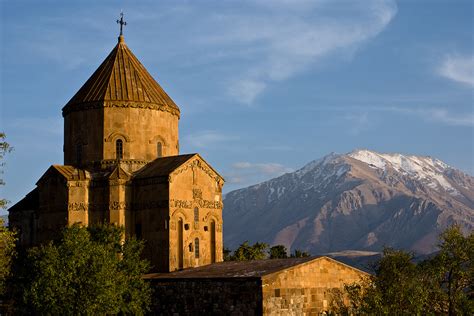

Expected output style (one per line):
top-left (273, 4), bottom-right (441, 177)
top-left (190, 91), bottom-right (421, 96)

top-left (116, 11), bottom-right (127, 36)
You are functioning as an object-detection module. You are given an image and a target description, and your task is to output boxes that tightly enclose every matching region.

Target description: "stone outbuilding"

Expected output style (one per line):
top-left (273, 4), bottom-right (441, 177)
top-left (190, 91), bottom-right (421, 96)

top-left (146, 256), bottom-right (369, 315)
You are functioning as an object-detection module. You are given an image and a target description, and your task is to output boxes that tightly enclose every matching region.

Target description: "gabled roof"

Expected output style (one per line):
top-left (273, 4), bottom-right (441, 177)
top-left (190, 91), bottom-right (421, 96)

top-left (36, 165), bottom-right (90, 184)
top-left (146, 257), bottom-right (316, 279)
top-left (145, 256), bottom-right (369, 280)
top-left (8, 188), bottom-right (39, 213)
top-left (107, 164), bottom-right (131, 180)
top-left (63, 36), bottom-right (180, 116)
top-left (133, 154), bottom-right (197, 179)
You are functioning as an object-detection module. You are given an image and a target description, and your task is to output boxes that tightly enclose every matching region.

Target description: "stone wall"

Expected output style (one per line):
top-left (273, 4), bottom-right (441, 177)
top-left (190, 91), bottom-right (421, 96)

top-left (168, 156), bottom-right (224, 271)
top-left (149, 278), bottom-right (262, 315)
top-left (261, 257), bottom-right (368, 315)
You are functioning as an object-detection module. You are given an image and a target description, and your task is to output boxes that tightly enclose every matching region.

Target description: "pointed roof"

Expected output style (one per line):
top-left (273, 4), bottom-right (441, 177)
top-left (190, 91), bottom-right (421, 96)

top-left (108, 164), bottom-right (131, 181)
top-left (133, 154), bottom-right (197, 179)
top-left (36, 165), bottom-right (90, 184)
top-left (133, 153), bottom-right (224, 181)
top-left (63, 36), bottom-right (180, 117)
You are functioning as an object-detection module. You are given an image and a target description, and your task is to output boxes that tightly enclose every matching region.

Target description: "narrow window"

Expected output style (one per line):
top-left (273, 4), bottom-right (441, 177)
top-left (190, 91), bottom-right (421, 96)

top-left (76, 143), bottom-right (82, 165)
top-left (210, 220), bottom-right (216, 263)
top-left (157, 142), bottom-right (163, 158)
top-left (116, 139), bottom-right (123, 160)
top-left (178, 219), bottom-right (184, 269)
top-left (194, 238), bottom-right (200, 258)
top-left (194, 207), bottom-right (199, 222)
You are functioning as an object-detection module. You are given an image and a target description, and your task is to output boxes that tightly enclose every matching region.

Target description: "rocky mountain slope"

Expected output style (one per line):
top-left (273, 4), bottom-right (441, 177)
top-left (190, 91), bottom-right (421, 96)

top-left (223, 150), bottom-right (474, 255)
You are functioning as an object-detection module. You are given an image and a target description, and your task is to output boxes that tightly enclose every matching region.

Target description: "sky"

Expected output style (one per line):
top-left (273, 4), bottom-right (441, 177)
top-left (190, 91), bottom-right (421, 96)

top-left (1, 0), bottom-right (473, 214)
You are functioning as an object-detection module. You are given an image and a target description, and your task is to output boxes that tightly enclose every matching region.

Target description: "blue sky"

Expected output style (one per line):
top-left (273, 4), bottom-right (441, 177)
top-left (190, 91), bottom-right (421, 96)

top-left (1, 0), bottom-right (473, 214)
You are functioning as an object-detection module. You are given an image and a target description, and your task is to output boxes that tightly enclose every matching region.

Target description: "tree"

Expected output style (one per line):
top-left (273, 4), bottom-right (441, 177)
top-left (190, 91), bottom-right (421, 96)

top-left (329, 226), bottom-right (474, 315)
top-left (290, 249), bottom-right (310, 258)
top-left (16, 224), bottom-right (151, 315)
top-left (232, 241), bottom-right (269, 261)
top-left (269, 245), bottom-right (288, 259)
top-left (0, 133), bottom-right (12, 209)
top-left (223, 247), bottom-right (232, 261)
top-left (431, 225), bottom-right (474, 315)
top-left (0, 218), bottom-right (16, 296)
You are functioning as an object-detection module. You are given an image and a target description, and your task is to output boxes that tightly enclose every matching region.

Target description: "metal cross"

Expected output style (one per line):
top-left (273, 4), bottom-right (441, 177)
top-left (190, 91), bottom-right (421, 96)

top-left (117, 11), bottom-right (127, 36)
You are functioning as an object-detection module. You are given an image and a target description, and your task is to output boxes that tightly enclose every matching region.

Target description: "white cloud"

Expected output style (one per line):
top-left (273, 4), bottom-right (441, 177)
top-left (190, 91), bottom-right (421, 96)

top-left (424, 108), bottom-right (474, 127)
top-left (232, 161), bottom-right (294, 175)
top-left (225, 161), bottom-right (294, 189)
top-left (15, 1), bottom-right (397, 104)
top-left (438, 55), bottom-right (474, 86)
top-left (211, 0), bottom-right (398, 103)
top-left (351, 106), bottom-right (474, 127)
top-left (228, 79), bottom-right (267, 105)
top-left (183, 130), bottom-right (238, 149)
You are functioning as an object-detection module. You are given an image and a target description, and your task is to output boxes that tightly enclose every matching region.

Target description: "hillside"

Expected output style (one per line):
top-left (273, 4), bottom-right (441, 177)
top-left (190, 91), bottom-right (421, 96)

top-left (223, 150), bottom-right (474, 255)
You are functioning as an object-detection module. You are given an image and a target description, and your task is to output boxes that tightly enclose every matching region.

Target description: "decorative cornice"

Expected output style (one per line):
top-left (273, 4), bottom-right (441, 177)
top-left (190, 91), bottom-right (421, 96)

top-left (62, 101), bottom-right (180, 118)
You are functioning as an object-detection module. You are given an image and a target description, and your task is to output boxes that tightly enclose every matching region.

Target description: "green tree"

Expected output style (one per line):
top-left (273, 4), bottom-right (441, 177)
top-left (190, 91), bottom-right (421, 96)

top-left (223, 247), bottom-right (233, 261)
top-left (17, 224), bottom-right (151, 315)
top-left (431, 225), bottom-right (474, 315)
top-left (290, 249), bottom-right (310, 258)
top-left (232, 241), bottom-right (269, 261)
top-left (269, 245), bottom-right (288, 259)
top-left (330, 226), bottom-right (474, 315)
top-left (0, 218), bottom-right (16, 296)
top-left (366, 248), bottom-right (430, 314)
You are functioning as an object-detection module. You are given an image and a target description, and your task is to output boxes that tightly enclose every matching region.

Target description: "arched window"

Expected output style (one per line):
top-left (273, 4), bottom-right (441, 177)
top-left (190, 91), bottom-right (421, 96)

top-left (116, 139), bottom-right (123, 160)
top-left (194, 207), bottom-right (199, 222)
top-left (157, 142), bottom-right (163, 158)
top-left (76, 143), bottom-right (82, 165)
top-left (194, 238), bottom-right (200, 258)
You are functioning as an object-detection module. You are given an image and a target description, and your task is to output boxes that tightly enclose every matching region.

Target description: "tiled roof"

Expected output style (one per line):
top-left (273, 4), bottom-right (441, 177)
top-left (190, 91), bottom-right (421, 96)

top-left (145, 257), bottom-right (317, 279)
top-left (133, 154), bottom-right (197, 179)
top-left (63, 36), bottom-right (179, 115)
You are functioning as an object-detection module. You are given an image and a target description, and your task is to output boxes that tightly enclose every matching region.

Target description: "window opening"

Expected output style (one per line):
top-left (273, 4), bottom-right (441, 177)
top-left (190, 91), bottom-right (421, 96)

top-left (194, 238), bottom-right (200, 258)
top-left (157, 142), bottom-right (163, 158)
top-left (194, 207), bottom-right (199, 222)
top-left (116, 139), bottom-right (123, 160)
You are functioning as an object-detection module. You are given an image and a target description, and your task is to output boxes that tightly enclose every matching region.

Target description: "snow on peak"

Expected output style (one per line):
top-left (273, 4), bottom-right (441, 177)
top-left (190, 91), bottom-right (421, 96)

top-left (348, 149), bottom-right (456, 193)
top-left (295, 152), bottom-right (341, 177)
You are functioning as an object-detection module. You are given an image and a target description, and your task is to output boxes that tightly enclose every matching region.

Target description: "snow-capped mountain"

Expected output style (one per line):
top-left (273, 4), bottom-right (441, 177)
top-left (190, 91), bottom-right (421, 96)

top-left (223, 150), bottom-right (474, 255)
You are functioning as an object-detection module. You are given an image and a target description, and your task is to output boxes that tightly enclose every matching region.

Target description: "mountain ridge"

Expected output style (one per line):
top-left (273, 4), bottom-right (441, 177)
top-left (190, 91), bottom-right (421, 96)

top-left (223, 150), bottom-right (474, 255)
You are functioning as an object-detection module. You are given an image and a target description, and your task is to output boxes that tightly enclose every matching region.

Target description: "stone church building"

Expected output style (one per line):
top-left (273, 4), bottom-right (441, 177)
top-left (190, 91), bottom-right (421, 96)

top-left (9, 33), bottom-right (224, 272)
top-left (9, 28), bottom-right (368, 315)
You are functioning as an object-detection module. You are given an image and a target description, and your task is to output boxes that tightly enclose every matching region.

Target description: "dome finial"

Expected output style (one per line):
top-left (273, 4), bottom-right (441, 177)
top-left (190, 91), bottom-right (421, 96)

top-left (116, 11), bottom-right (127, 41)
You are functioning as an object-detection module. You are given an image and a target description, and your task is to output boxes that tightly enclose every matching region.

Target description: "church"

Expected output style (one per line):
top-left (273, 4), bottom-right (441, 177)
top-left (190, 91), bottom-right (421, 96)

top-left (9, 27), bottom-right (224, 273)
top-left (9, 20), bottom-right (369, 315)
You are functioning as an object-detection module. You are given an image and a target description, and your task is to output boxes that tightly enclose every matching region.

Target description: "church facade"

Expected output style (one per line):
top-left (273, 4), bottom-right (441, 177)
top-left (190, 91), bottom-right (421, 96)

top-left (8, 34), bottom-right (224, 272)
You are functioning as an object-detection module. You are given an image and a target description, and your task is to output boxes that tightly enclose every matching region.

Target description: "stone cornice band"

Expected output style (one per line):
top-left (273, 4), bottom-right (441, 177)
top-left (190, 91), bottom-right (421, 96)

top-left (62, 101), bottom-right (181, 118)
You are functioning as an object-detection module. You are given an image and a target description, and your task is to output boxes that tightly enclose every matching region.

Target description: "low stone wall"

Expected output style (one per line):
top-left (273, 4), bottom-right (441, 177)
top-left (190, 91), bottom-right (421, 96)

top-left (262, 257), bottom-right (368, 315)
top-left (148, 278), bottom-right (262, 315)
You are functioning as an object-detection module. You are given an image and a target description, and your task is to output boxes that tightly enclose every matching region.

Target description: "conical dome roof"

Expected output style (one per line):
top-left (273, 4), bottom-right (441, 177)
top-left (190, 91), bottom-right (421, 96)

top-left (62, 36), bottom-right (180, 117)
